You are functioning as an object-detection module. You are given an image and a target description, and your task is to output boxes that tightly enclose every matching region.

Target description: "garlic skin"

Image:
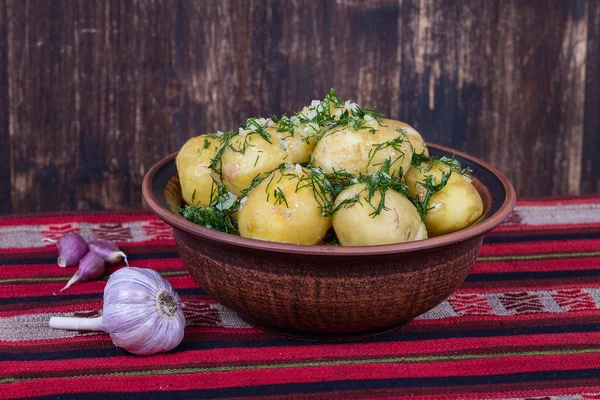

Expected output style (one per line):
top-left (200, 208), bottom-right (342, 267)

top-left (88, 239), bottom-right (129, 266)
top-left (44, 232), bottom-right (88, 267)
top-left (61, 251), bottom-right (105, 292)
top-left (102, 267), bottom-right (185, 355)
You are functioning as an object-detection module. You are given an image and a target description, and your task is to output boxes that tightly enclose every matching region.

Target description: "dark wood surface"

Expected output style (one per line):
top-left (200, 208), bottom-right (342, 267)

top-left (0, 0), bottom-right (598, 214)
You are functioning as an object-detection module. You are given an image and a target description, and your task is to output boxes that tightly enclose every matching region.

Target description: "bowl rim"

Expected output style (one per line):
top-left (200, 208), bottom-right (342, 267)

top-left (142, 142), bottom-right (516, 256)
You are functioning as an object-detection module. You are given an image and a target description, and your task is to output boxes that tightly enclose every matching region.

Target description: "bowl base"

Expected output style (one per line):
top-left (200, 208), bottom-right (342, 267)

top-left (240, 316), bottom-right (408, 342)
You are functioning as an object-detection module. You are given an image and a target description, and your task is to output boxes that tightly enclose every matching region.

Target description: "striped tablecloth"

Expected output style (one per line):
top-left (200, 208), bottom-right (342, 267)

top-left (1, 197), bottom-right (600, 399)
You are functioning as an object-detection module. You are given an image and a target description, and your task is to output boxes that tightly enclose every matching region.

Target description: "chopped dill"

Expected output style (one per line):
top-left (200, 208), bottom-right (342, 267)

top-left (273, 187), bottom-right (289, 207)
top-left (207, 131), bottom-right (236, 176)
top-left (409, 152), bottom-right (473, 217)
top-left (366, 133), bottom-right (409, 173)
top-left (180, 184), bottom-right (239, 234)
top-left (180, 204), bottom-right (238, 234)
top-left (244, 117), bottom-right (274, 144)
top-left (411, 152), bottom-right (472, 177)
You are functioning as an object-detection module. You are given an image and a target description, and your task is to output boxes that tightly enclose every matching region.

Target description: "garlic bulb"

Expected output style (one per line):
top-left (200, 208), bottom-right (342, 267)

top-left (49, 267), bottom-right (185, 356)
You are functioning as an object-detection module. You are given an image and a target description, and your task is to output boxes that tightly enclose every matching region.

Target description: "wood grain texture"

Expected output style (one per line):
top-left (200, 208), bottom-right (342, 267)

top-left (0, 0), bottom-right (10, 213)
top-left (581, 0), bottom-right (600, 195)
top-left (0, 0), bottom-right (598, 213)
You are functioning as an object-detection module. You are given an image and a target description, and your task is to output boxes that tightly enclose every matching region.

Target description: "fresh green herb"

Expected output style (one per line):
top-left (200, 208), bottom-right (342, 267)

top-left (244, 118), bottom-right (274, 144)
top-left (409, 152), bottom-right (473, 217)
top-left (273, 187), bottom-right (289, 207)
top-left (207, 131), bottom-right (236, 176)
top-left (418, 171), bottom-right (451, 216)
top-left (180, 182), bottom-right (238, 234)
top-left (366, 133), bottom-right (409, 174)
top-left (180, 204), bottom-right (238, 234)
top-left (411, 152), bottom-right (472, 176)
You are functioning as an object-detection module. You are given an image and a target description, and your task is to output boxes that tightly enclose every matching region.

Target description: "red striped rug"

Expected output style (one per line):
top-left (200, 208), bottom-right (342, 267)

top-left (1, 197), bottom-right (600, 399)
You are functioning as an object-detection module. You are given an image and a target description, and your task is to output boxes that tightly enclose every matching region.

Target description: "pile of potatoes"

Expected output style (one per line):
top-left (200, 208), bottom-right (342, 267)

top-left (176, 91), bottom-right (484, 246)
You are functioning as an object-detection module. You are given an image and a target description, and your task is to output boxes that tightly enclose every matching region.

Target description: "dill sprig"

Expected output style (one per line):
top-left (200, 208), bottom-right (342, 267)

top-left (224, 118), bottom-right (276, 157)
top-left (360, 159), bottom-right (418, 217)
top-left (411, 152), bottom-right (472, 176)
top-left (180, 183), bottom-right (239, 234)
top-left (409, 152), bottom-right (473, 217)
top-left (207, 131), bottom-right (236, 176)
top-left (273, 187), bottom-right (289, 207)
top-left (275, 115), bottom-right (320, 145)
top-left (312, 159), bottom-right (423, 219)
top-left (244, 118), bottom-right (274, 144)
top-left (366, 132), bottom-right (409, 174)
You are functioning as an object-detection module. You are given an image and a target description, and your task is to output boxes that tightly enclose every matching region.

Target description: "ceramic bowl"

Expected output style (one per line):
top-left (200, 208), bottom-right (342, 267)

top-left (142, 138), bottom-right (516, 340)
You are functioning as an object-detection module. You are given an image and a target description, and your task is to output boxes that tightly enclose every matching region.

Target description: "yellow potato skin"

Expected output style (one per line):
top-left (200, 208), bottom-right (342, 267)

top-left (405, 162), bottom-right (483, 237)
top-left (221, 134), bottom-right (288, 196)
top-left (266, 122), bottom-right (320, 164)
top-left (332, 183), bottom-right (427, 246)
top-left (382, 118), bottom-right (428, 156)
top-left (175, 135), bottom-right (221, 206)
top-left (237, 168), bottom-right (332, 245)
top-left (312, 119), bottom-right (414, 177)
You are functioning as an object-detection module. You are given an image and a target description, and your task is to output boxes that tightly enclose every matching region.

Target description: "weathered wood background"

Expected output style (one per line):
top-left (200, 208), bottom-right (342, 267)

top-left (0, 0), bottom-right (598, 213)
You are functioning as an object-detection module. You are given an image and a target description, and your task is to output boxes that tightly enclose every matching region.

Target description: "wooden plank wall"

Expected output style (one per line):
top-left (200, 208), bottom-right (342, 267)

top-left (0, 0), bottom-right (598, 213)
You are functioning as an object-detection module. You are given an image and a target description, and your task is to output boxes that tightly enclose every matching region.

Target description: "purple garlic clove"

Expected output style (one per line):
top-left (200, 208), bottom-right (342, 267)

top-left (88, 239), bottom-right (129, 266)
top-left (44, 232), bottom-right (89, 268)
top-left (60, 251), bottom-right (105, 292)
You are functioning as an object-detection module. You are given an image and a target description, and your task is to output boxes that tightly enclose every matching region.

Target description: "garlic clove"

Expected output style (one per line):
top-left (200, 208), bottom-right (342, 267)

top-left (88, 239), bottom-right (129, 266)
top-left (45, 232), bottom-right (89, 268)
top-left (60, 251), bottom-right (105, 292)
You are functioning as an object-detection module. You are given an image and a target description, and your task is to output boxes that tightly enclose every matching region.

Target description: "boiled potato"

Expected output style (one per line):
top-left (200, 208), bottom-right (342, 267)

top-left (176, 135), bottom-right (221, 206)
top-left (405, 161), bottom-right (483, 237)
top-left (266, 119), bottom-right (320, 164)
top-left (221, 132), bottom-right (288, 196)
top-left (382, 118), bottom-right (428, 156)
top-left (237, 166), bottom-right (331, 245)
top-left (312, 116), bottom-right (413, 177)
top-left (332, 183), bottom-right (427, 246)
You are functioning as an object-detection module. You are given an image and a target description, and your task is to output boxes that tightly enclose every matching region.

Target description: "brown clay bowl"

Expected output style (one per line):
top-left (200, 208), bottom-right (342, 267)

top-left (142, 140), bottom-right (516, 340)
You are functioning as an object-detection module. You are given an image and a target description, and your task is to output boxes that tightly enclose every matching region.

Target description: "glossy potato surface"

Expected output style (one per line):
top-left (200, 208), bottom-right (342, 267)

top-left (382, 118), bottom-right (428, 156)
top-left (266, 121), bottom-right (320, 164)
top-left (332, 183), bottom-right (427, 246)
top-left (237, 167), bottom-right (332, 245)
top-left (221, 134), bottom-right (288, 196)
top-left (405, 161), bottom-right (483, 237)
top-left (312, 120), bottom-right (413, 177)
top-left (175, 135), bottom-right (220, 206)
